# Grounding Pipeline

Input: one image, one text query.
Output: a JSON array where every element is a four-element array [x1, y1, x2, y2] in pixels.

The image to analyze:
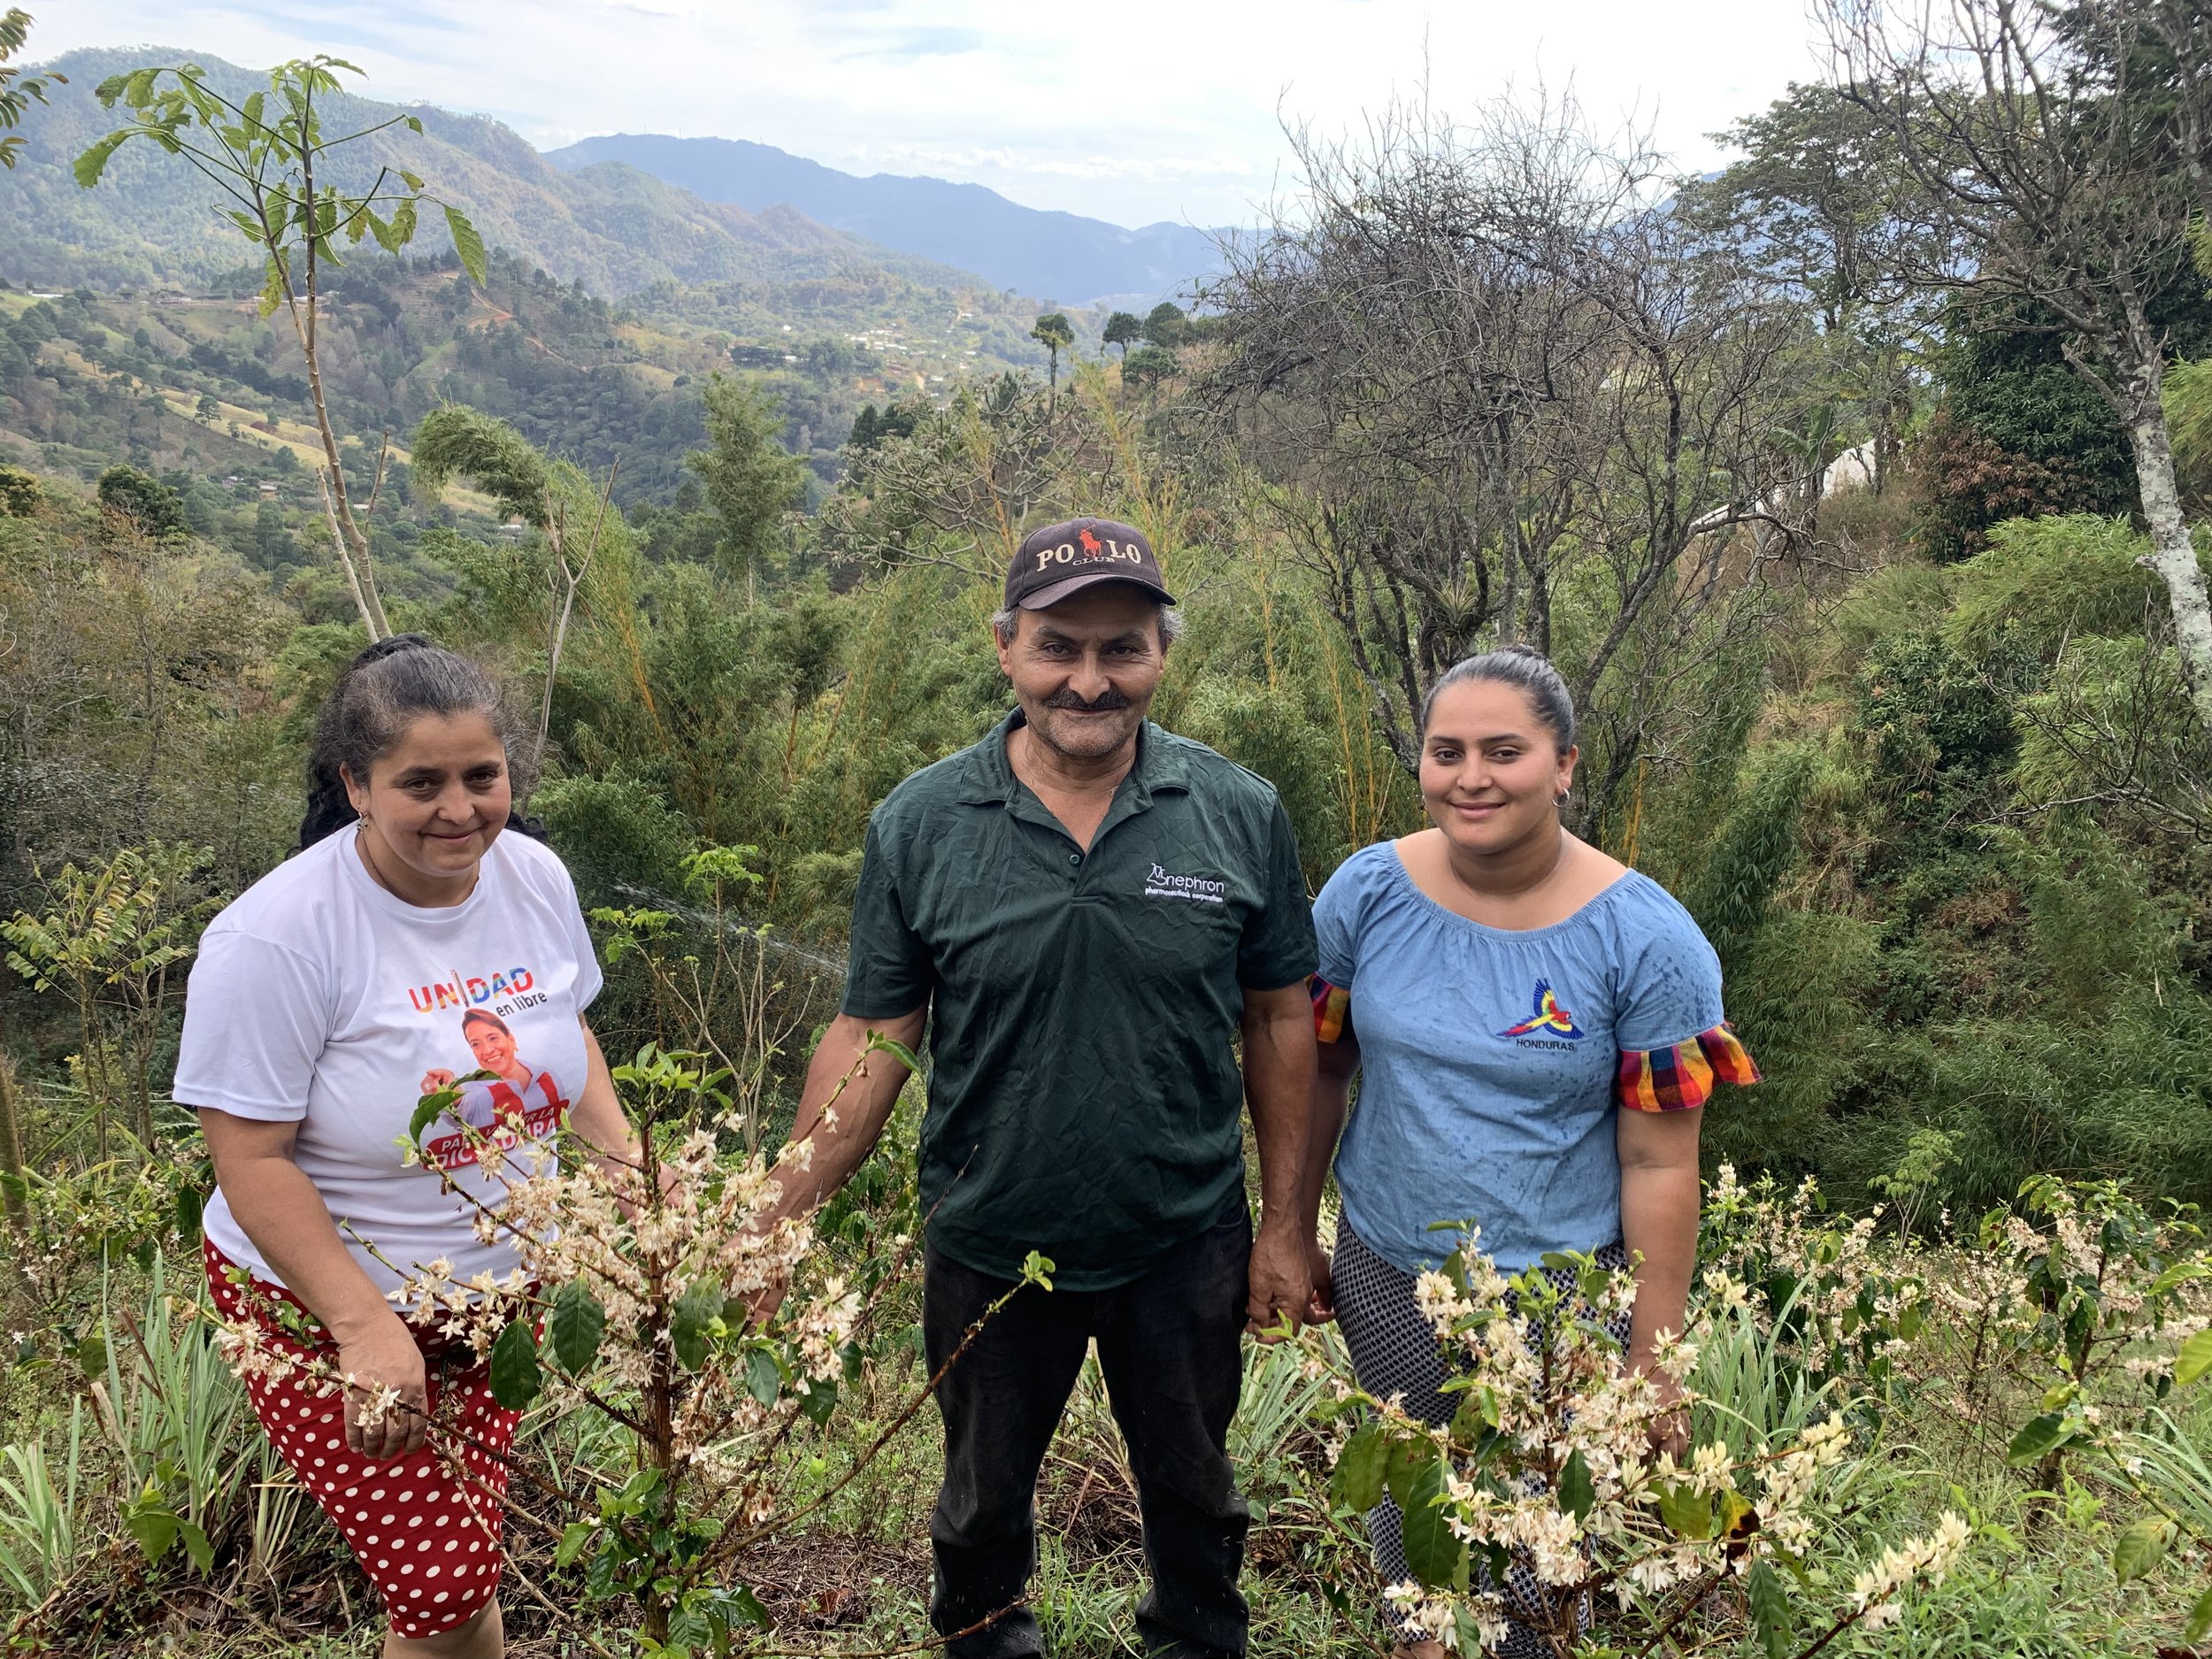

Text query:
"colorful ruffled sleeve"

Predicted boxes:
[[1311, 976, 1351, 1043], [1610, 881, 1759, 1111], [1616, 1023, 1760, 1112], [1309, 850, 1364, 1043]]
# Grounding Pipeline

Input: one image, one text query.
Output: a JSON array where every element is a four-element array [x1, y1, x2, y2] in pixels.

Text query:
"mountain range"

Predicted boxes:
[[0, 48, 996, 308], [541, 134, 1222, 309], [4, 48, 1219, 316]]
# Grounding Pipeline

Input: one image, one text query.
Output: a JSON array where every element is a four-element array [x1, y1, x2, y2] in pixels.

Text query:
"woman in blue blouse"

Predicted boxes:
[[1299, 646, 1756, 1659]]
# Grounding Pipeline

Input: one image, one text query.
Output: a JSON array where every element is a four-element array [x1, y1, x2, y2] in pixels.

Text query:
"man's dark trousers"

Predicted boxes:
[[925, 1205, 1254, 1659]]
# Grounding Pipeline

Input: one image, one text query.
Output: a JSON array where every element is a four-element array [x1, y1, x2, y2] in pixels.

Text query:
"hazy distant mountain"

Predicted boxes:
[[4, 49, 1004, 306], [543, 134, 1223, 308]]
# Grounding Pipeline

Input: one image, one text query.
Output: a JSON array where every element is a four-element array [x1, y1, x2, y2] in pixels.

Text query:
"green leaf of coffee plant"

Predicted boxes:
[[1747, 1559, 1792, 1659], [488, 1317, 542, 1409], [123, 1490, 178, 1563], [1384, 1434, 1438, 1509], [1331, 1421, 1389, 1513], [1447, 1390, 1488, 1446], [2111, 1516, 2175, 1586], [549, 1279, 606, 1374], [556, 1521, 595, 1569], [1400, 1457, 1465, 1590], [444, 204, 487, 284], [2185, 1581, 2212, 1644], [1717, 1487, 1759, 1543], [409, 1085, 461, 1149], [178, 1520, 214, 1574], [797, 1378, 839, 1425], [671, 1279, 723, 1371], [729, 1586, 770, 1629], [1657, 1482, 1714, 1540], [1559, 1450, 1595, 1521], [746, 1346, 781, 1406], [2007, 1412, 2072, 1467], [2150, 1261, 2212, 1298], [864, 1030, 921, 1071], [2177, 1327, 2212, 1386]]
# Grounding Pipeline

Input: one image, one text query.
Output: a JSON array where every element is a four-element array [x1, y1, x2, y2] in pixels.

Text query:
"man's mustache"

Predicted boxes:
[[1044, 688, 1133, 712]]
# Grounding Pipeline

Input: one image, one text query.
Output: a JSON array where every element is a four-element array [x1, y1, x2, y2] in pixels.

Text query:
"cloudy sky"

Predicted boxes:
[[37, 1, 1826, 229]]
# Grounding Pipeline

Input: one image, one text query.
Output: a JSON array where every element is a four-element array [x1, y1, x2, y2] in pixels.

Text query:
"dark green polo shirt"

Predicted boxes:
[[841, 711, 1317, 1290]]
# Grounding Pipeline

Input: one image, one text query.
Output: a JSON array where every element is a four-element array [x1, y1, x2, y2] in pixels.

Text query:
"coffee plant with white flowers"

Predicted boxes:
[[207, 1035, 938, 1657], [1695, 1164, 2212, 1647], [1311, 1228, 1970, 1656]]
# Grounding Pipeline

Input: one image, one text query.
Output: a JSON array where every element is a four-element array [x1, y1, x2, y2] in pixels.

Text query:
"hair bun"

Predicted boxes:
[[350, 632, 434, 669], [1420, 642, 1578, 751]]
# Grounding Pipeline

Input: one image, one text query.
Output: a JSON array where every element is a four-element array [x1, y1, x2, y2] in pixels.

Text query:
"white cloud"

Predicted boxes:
[[33, 0, 1823, 227]]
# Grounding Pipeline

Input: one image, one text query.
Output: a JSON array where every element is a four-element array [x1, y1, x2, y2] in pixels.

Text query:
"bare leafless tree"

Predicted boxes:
[[819, 373, 1101, 586], [1820, 0, 2212, 732], [1203, 89, 1805, 827]]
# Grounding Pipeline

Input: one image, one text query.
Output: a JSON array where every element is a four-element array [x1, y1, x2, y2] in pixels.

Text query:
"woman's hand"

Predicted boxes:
[[334, 1312, 430, 1460], [1305, 1236, 1336, 1325], [1640, 1363, 1689, 1460], [419, 1066, 456, 1094]]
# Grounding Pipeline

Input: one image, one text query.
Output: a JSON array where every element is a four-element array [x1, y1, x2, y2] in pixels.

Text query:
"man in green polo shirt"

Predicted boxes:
[[750, 517, 1317, 1659]]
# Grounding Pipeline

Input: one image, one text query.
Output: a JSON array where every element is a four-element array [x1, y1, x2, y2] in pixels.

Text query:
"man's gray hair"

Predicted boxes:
[[992, 601, 1183, 648]]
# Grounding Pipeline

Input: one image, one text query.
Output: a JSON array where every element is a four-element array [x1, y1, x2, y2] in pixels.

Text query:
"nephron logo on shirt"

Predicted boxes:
[[1498, 979, 1584, 1043], [1143, 863, 1227, 904]]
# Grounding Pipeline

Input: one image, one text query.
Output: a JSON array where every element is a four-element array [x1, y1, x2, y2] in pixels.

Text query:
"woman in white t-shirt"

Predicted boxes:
[[174, 635, 641, 1659]]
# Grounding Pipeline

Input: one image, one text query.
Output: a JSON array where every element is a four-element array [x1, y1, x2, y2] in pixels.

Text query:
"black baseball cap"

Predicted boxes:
[[1004, 517, 1178, 611]]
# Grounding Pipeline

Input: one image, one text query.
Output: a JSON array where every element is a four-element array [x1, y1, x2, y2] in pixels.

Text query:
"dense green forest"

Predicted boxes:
[[11, 8, 2212, 1657]]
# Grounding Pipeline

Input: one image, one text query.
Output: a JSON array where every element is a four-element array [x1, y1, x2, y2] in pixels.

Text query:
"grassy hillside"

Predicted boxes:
[[0, 244, 1051, 613]]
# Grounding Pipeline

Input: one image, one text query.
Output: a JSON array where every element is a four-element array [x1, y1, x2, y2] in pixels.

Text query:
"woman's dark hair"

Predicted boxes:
[[298, 634, 536, 849], [461, 1007, 512, 1038], [1420, 643, 1578, 753]]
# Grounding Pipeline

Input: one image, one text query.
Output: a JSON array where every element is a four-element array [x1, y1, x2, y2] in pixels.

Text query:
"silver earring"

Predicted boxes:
[[1555, 787, 1571, 807]]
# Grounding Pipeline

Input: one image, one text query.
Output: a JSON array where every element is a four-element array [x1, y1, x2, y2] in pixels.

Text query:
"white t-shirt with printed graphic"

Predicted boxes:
[[175, 826, 603, 1295]]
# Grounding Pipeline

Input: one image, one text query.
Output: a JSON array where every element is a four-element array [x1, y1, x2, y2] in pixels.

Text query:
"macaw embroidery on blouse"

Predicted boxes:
[[1497, 979, 1584, 1042]]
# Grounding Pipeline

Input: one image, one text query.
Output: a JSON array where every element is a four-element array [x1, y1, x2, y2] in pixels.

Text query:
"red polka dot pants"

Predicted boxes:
[[204, 1240, 519, 1640]]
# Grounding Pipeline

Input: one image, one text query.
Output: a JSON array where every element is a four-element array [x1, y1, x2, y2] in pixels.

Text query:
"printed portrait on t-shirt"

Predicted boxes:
[[419, 1005, 572, 1172]]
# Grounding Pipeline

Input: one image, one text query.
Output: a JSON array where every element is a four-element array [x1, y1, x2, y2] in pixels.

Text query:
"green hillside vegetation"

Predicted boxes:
[[0, 241, 1072, 603]]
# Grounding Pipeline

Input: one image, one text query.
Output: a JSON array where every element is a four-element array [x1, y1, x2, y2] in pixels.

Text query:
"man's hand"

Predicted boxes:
[[1303, 1235, 1335, 1325], [1245, 1221, 1310, 1341]]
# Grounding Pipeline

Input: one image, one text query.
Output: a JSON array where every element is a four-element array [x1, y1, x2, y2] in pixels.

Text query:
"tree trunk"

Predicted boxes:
[[2122, 365, 2212, 735], [0, 1054, 25, 1225]]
